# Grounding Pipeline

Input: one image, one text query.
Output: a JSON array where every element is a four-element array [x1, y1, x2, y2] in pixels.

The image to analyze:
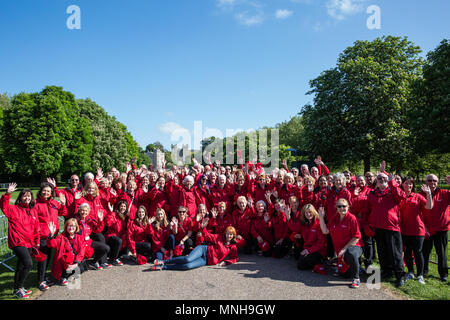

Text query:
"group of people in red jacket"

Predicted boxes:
[[2, 157, 449, 298]]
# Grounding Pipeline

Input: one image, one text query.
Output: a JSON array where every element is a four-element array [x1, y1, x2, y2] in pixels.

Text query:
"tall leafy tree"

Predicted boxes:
[[302, 36, 423, 173]]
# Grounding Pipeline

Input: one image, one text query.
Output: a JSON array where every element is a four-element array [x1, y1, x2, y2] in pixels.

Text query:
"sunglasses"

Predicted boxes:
[[336, 205, 348, 209], [178, 210, 186, 213]]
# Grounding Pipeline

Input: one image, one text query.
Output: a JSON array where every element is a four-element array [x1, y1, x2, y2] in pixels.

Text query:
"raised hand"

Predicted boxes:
[[58, 193, 66, 206], [48, 221, 57, 237], [421, 184, 431, 194], [354, 187, 361, 197], [263, 212, 270, 223], [7, 182, 17, 194], [46, 177, 57, 188], [201, 217, 210, 229], [149, 216, 156, 224], [109, 189, 117, 197], [284, 206, 291, 220], [318, 206, 325, 219], [74, 191, 82, 200], [172, 216, 178, 225], [98, 210, 104, 222], [210, 208, 218, 219]]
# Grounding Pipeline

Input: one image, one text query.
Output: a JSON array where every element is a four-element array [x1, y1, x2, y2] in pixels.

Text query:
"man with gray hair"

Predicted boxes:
[[421, 174, 450, 282]]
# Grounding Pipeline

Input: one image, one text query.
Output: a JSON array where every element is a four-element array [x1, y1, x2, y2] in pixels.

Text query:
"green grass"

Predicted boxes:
[[0, 257, 40, 300], [374, 250, 450, 300]]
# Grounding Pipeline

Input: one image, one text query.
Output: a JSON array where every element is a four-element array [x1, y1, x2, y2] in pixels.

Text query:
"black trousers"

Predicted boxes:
[[343, 246, 363, 279], [374, 228, 404, 280], [90, 233, 110, 264], [361, 229, 376, 268], [12, 246, 33, 290], [272, 238, 292, 258], [402, 235, 424, 277], [422, 231, 448, 278], [106, 236, 123, 260], [135, 242, 153, 259], [37, 238, 53, 284], [297, 251, 323, 270]]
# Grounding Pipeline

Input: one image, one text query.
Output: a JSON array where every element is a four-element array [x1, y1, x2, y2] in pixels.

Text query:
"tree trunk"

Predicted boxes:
[[363, 156, 371, 174]]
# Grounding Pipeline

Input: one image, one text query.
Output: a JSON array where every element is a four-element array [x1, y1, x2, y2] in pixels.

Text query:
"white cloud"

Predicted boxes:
[[158, 122, 186, 134], [275, 9, 293, 19], [326, 0, 367, 20], [217, 0, 236, 8], [235, 11, 264, 25]]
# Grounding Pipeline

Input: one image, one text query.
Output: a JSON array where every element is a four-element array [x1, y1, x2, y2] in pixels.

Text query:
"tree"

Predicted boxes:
[[78, 98, 130, 172], [301, 36, 423, 173], [2, 86, 92, 179], [410, 39, 450, 154]]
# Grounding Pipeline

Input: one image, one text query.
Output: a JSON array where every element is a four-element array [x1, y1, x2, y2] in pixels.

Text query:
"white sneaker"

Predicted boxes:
[[405, 272, 415, 280], [417, 275, 425, 285]]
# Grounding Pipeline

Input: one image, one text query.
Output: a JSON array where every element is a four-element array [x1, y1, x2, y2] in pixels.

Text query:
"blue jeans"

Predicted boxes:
[[163, 245, 208, 270], [155, 234, 176, 260]]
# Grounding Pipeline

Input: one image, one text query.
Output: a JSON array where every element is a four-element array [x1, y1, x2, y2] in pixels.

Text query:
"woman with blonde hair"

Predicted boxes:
[[318, 198, 363, 288], [152, 225, 239, 271], [149, 208, 173, 264], [287, 204, 327, 270]]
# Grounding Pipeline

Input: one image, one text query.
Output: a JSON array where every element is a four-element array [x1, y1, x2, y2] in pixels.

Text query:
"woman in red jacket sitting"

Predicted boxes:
[[152, 224, 238, 271], [127, 206, 153, 262], [318, 198, 363, 289], [47, 218, 87, 287], [287, 204, 327, 271], [1, 183, 40, 299]]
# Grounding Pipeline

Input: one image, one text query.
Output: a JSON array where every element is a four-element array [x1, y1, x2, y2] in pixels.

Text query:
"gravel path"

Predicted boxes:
[[36, 254, 400, 300]]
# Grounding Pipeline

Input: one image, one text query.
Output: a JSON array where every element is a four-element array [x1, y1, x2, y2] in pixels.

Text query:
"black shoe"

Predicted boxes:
[[395, 278, 405, 287]]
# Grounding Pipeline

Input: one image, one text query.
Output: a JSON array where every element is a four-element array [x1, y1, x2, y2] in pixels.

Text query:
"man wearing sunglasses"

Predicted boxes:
[[421, 174, 450, 282]]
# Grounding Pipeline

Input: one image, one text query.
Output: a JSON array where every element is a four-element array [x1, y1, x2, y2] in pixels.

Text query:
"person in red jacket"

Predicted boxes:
[[232, 196, 255, 254], [75, 203, 110, 270], [74, 181, 104, 222], [213, 202, 234, 236], [301, 175, 316, 206], [351, 175, 375, 270], [56, 175, 83, 220], [421, 174, 450, 282], [34, 181, 67, 291], [104, 200, 129, 266], [127, 206, 152, 262], [148, 208, 174, 263], [400, 177, 433, 284], [166, 174, 182, 218], [152, 225, 238, 271], [269, 198, 292, 259], [170, 206, 194, 256], [178, 175, 199, 219], [356, 172, 407, 287], [1, 183, 40, 299], [288, 204, 327, 271], [46, 218, 87, 286], [251, 200, 273, 257], [318, 199, 363, 289]]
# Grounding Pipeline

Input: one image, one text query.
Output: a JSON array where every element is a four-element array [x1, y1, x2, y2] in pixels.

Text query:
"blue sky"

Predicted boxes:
[[0, 0, 449, 150]]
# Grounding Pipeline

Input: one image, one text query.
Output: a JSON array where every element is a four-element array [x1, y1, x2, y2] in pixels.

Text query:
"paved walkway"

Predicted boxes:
[[37, 255, 401, 300]]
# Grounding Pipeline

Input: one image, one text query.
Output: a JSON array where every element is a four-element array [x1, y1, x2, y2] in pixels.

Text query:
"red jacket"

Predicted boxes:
[[203, 229, 239, 265], [165, 180, 182, 217], [290, 219, 327, 257], [172, 217, 194, 242], [34, 197, 67, 239], [251, 214, 274, 244], [104, 212, 129, 248], [127, 220, 150, 254], [115, 191, 141, 221], [400, 193, 427, 236], [194, 184, 212, 211], [325, 187, 353, 223], [47, 232, 86, 280], [76, 215, 104, 247], [420, 188, 450, 235], [178, 186, 198, 218], [271, 210, 289, 242], [327, 212, 363, 254], [209, 185, 233, 210], [359, 180, 406, 232], [1, 193, 40, 249], [231, 207, 255, 239], [56, 186, 83, 219], [214, 214, 234, 236], [147, 223, 170, 253], [75, 194, 104, 222], [146, 186, 170, 217]]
